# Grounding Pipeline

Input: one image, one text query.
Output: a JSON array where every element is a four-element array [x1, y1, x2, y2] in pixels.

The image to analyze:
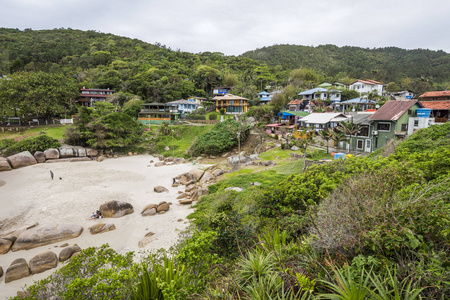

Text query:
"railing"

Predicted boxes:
[[434, 117, 448, 123]]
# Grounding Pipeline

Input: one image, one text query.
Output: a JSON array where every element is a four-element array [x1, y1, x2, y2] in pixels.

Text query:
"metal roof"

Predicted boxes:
[[298, 88, 328, 95], [369, 100, 422, 121], [340, 97, 378, 104], [300, 113, 348, 124]]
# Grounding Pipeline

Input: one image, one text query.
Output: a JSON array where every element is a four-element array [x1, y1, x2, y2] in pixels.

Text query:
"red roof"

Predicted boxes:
[[288, 100, 303, 105], [419, 91, 450, 98], [351, 79, 383, 85], [265, 124, 281, 127], [420, 101, 450, 110], [369, 100, 421, 121]]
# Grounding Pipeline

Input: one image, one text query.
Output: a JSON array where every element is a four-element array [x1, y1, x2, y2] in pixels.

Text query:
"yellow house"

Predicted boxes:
[[213, 94, 249, 114]]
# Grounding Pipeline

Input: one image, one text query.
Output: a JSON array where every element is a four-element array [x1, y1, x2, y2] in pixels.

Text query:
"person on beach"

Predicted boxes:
[[173, 178, 176, 184], [50, 170, 54, 180]]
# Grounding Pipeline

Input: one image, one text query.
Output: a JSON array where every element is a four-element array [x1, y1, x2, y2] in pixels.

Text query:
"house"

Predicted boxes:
[[317, 82, 348, 89], [213, 94, 249, 114], [138, 103, 180, 125], [419, 90, 450, 101], [298, 88, 329, 101], [76, 87, 115, 107], [213, 86, 233, 96], [288, 99, 304, 111], [368, 100, 423, 151], [280, 110, 310, 125], [390, 90, 415, 100], [349, 79, 384, 96], [418, 101, 450, 123], [166, 99, 200, 114], [258, 91, 272, 105], [347, 113, 375, 153], [340, 98, 378, 113], [407, 108, 437, 135], [298, 113, 348, 130], [186, 96, 207, 106]]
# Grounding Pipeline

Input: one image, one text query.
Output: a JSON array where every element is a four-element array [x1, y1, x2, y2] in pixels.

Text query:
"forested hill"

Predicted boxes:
[[241, 44, 450, 84]]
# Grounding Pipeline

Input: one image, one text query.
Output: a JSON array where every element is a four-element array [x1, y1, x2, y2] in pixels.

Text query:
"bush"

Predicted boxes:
[[208, 113, 218, 120], [188, 115, 206, 120], [4, 134, 60, 155]]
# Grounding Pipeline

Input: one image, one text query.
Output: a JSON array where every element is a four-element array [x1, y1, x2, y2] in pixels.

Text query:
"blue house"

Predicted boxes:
[[258, 91, 272, 105], [166, 99, 200, 114]]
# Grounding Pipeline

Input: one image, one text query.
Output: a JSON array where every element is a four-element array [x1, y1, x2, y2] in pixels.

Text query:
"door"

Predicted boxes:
[[365, 139, 371, 152]]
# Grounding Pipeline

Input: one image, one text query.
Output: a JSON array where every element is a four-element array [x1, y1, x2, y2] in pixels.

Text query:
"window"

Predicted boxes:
[[229, 100, 234, 105], [377, 123, 391, 131], [357, 126, 369, 137], [401, 124, 408, 131], [414, 119, 419, 127], [408, 109, 412, 115], [357, 140, 364, 150]]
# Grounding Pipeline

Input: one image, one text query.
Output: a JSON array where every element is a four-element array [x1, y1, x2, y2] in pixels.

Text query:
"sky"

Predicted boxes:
[[2, 0, 450, 55]]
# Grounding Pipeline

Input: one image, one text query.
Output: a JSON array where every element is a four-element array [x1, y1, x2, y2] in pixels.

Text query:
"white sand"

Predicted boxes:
[[0, 155, 200, 299]]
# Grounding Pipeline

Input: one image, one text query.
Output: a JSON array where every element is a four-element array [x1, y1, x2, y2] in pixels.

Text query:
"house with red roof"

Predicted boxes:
[[419, 91, 450, 123], [419, 90, 450, 101], [76, 87, 115, 107], [349, 79, 384, 96]]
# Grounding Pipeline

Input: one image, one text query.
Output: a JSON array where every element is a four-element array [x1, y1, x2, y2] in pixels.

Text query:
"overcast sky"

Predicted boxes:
[[2, 0, 449, 55]]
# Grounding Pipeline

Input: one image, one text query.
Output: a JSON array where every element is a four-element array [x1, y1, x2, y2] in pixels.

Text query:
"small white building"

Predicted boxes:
[[298, 113, 348, 130], [391, 90, 415, 101], [349, 79, 384, 96]]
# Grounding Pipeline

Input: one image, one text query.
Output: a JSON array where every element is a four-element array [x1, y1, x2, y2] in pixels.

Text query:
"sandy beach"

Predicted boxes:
[[0, 155, 199, 299]]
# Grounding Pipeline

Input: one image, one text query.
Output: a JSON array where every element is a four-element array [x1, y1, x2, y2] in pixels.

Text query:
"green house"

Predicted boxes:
[[138, 103, 180, 125]]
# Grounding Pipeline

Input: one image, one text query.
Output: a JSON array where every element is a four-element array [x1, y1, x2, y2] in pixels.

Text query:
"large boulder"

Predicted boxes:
[[154, 161, 166, 167], [189, 169, 204, 181], [29, 251, 58, 274], [154, 186, 168, 193], [0, 238, 13, 254], [138, 232, 155, 248], [141, 204, 157, 216], [44, 148, 59, 160], [0, 266, 3, 279], [179, 199, 193, 205], [33, 151, 46, 163], [185, 184, 196, 193], [0, 157, 12, 171], [86, 148, 98, 157], [59, 145, 86, 158], [99, 201, 134, 218], [59, 245, 81, 262], [199, 171, 214, 185], [5, 258, 30, 283], [12, 223, 83, 251], [156, 203, 170, 213], [88, 223, 116, 235], [6, 151, 37, 169]]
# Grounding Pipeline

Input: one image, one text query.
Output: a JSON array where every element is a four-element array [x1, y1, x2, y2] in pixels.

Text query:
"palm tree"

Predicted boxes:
[[331, 130, 348, 151], [318, 129, 332, 153], [337, 119, 362, 153]]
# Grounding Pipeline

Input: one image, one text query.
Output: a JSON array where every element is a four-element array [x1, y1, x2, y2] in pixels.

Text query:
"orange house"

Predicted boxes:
[[213, 94, 249, 114]]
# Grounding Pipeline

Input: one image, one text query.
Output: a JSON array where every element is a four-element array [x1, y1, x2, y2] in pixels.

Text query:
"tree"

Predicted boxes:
[[336, 119, 361, 153], [331, 130, 348, 150], [318, 129, 332, 153]]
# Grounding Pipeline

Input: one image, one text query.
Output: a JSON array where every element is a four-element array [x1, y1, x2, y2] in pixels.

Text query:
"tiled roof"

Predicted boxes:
[[288, 100, 303, 105], [369, 100, 421, 121], [419, 91, 450, 98], [420, 101, 450, 110], [212, 94, 248, 101]]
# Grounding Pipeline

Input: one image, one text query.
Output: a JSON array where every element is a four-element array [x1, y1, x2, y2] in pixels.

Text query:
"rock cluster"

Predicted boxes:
[[141, 201, 171, 216], [0, 145, 99, 172]]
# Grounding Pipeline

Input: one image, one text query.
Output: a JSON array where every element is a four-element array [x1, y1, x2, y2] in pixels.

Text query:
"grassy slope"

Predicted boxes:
[[0, 125, 69, 141]]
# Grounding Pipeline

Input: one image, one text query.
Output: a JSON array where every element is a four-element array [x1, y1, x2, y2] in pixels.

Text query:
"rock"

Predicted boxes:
[[154, 161, 166, 167], [190, 189, 199, 202], [225, 187, 244, 192], [150, 160, 154, 163], [185, 184, 196, 192], [0, 157, 12, 171], [128, 152, 133, 156], [97, 155, 105, 162], [177, 192, 188, 199], [197, 187, 209, 196], [264, 160, 274, 166], [88, 223, 116, 235], [178, 191, 183, 194], [173, 157, 185, 164], [59, 145, 79, 158], [0, 266, 3, 278], [0, 238, 13, 254], [200, 171, 214, 185], [189, 169, 204, 181], [246, 117, 256, 123], [164, 146, 170, 151], [221, 152, 229, 158], [12, 223, 83, 251], [179, 199, 193, 205], [156, 203, 170, 213], [158, 211, 166, 214], [158, 154, 164, 161], [34, 151, 46, 163], [177, 219, 183, 222], [154, 186, 168, 193], [141, 204, 157, 216], [60, 243, 69, 247], [5, 258, 30, 283], [86, 148, 98, 157], [68, 157, 91, 162], [212, 169, 225, 177], [59, 245, 81, 262], [138, 233, 156, 248], [291, 146, 300, 151], [164, 156, 174, 162], [99, 201, 134, 218], [44, 148, 59, 160], [29, 251, 58, 274], [250, 154, 259, 161], [7, 151, 37, 169], [158, 201, 167, 205], [172, 182, 179, 187]]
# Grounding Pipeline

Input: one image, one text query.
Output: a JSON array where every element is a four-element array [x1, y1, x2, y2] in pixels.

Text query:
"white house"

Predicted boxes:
[[298, 113, 348, 130], [298, 88, 329, 101], [166, 99, 200, 114], [349, 79, 384, 96], [391, 90, 415, 101]]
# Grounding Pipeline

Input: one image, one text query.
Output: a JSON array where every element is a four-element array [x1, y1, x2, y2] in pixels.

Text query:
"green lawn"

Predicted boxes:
[[0, 125, 70, 141]]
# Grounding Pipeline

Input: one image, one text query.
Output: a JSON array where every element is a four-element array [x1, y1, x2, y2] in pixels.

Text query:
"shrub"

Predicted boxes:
[[208, 113, 218, 120], [5, 134, 60, 155]]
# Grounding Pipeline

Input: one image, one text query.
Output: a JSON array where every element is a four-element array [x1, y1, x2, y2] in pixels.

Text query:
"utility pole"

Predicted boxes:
[[237, 131, 241, 173]]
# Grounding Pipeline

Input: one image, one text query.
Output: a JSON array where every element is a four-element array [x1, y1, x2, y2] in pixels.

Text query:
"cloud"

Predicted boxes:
[[1, 0, 449, 55]]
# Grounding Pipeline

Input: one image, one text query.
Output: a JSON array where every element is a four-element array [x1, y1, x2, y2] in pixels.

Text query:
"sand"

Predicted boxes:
[[0, 155, 200, 299]]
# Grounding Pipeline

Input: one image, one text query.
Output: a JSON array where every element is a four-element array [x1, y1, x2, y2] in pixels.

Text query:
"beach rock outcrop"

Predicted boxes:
[[212, 169, 225, 177], [141, 204, 157, 216], [154, 161, 166, 167], [88, 223, 116, 235], [0, 157, 12, 171], [6, 151, 37, 169], [34, 151, 46, 163], [138, 232, 155, 248], [44, 148, 59, 160], [154, 186, 169, 193], [189, 169, 204, 181], [86, 148, 98, 157], [176, 192, 188, 199], [179, 199, 193, 205], [99, 201, 134, 218], [11, 223, 83, 251], [157, 203, 170, 213], [5, 258, 30, 283], [29, 251, 58, 274], [59, 245, 81, 262], [185, 184, 196, 192], [200, 171, 214, 185], [0, 238, 13, 254], [0, 266, 3, 279], [97, 155, 105, 162]]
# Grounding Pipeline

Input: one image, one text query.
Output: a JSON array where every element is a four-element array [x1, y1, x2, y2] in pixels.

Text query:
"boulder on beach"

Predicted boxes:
[[88, 223, 116, 235], [44, 148, 59, 160], [200, 171, 214, 185], [157, 203, 170, 213], [0, 157, 12, 171], [0, 238, 13, 254], [59, 245, 81, 262], [154, 161, 166, 167], [154, 186, 169, 193], [7, 151, 37, 169], [176, 192, 188, 199], [138, 232, 155, 248], [0, 266, 3, 279], [141, 204, 157, 216], [179, 199, 193, 205], [99, 200, 134, 218], [189, 169, 204, 181], [34, 151, 46, 163], [29, 251, 58, 274], [59, 145, 77, 158], [86, 148, 98, 157], [5, 258, 30, 283], [212, 169, 225, 177], [11, 223, 83, 251], [185, 184, 196, 192], [97, 155, 105, 162]]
